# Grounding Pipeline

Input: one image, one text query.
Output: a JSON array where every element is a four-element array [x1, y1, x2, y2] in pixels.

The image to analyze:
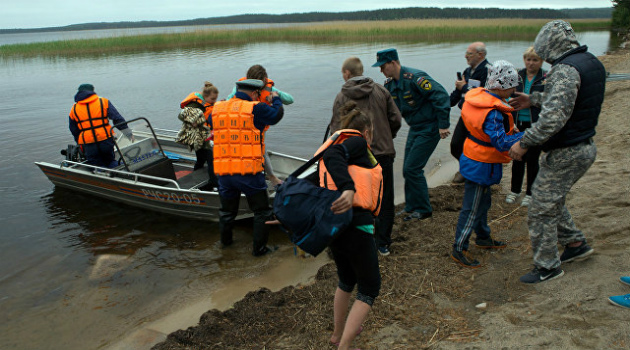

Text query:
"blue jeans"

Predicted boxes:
[[453, 180, 492, 252]]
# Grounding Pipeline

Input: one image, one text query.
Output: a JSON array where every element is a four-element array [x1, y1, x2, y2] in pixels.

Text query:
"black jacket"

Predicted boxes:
[[450, 59, 490, 108]]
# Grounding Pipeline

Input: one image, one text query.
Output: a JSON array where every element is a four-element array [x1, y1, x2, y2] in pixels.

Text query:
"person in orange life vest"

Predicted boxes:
[[315, 101, 383, 350], [68, 83, 132, 168], [176, 81, 219, 188], [450, 60, 524, 268], [212, 79, 284, 257], [227, 65, 294, 187]]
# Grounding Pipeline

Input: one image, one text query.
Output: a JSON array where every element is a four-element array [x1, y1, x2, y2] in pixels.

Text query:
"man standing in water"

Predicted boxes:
[[373, 48, 451, 222], [212, 79, 284, 256], [330, 56, 402, 256], [508, 20, 605, 283], [449, 42, 491, 183]]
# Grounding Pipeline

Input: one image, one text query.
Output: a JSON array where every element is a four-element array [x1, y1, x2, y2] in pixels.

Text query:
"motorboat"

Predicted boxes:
[[35, 118, 307, 221]]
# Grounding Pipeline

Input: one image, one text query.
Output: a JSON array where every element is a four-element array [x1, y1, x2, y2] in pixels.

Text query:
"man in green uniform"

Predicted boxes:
[[373, 48, 451, 221]]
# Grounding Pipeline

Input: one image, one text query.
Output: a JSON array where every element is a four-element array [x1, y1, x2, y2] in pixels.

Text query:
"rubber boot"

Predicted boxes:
[[246, 190, 273, 256], [219, 195, 240, 247]]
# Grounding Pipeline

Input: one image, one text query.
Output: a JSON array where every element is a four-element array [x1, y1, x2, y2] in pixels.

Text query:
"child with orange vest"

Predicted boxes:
[[451, 61, 524, 268]]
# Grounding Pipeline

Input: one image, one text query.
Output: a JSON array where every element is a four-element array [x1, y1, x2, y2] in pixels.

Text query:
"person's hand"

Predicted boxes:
[[508, 92, 531, 111], [455, 78, 466, 91], [509, 141, 528, 161], [265, 219, 281, 225], [439, 128, 450, 139], [331, 190, 354, 214]]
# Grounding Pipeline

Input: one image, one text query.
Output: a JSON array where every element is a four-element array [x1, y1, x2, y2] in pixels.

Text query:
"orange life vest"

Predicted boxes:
[[238, 76, 275, 106], [180, 92, 213, 119], [212, 97, 264, 175], [315, 129, 383, 216], [69, 94, 113, 145], [461, 88, 515, 164]]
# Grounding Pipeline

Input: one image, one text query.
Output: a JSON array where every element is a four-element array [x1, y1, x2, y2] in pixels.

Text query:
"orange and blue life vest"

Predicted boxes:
[[315, 129, 383, 216], [212, 97, 264, 175], [461, 88, 515, 164], [69, 94, 113, 145]]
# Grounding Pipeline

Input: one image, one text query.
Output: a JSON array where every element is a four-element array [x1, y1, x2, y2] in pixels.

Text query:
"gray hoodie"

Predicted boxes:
[[330, 76, 402, 157]]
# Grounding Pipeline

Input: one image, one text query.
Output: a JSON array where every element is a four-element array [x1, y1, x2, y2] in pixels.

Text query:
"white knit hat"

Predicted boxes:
[[485, 60, 520, 90]]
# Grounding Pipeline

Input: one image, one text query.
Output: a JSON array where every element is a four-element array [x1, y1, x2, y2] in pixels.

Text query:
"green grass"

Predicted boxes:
[[0, 19, 611, 57]]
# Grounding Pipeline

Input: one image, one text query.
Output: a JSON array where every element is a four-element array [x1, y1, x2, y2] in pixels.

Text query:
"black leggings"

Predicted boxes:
[[329, 225, 381, 306]]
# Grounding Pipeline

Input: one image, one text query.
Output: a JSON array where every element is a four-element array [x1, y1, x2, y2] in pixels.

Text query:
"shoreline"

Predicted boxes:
[[0, 19, 609, 57], [149, 47, 630, 350]]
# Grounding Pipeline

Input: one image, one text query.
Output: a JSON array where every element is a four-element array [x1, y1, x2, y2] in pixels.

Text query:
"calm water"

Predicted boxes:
[[0, 29, 611, 350]]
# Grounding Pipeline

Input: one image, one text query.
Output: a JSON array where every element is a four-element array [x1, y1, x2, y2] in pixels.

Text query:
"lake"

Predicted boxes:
[[0, 28, 612, 350]]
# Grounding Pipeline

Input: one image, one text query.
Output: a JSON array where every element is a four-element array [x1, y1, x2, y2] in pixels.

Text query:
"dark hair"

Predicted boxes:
[[339, 101, 371, 131], [246, 65, 268, 81], [202, 81, 218, 99]]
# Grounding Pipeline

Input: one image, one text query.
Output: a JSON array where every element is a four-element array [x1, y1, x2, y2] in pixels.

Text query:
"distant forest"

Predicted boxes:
[[1, 7, 612, 34]]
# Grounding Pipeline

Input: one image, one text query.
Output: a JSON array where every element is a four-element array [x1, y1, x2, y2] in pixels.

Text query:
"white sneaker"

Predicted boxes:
[[521, 195, 532, 207], [506, 192, 519, 204]]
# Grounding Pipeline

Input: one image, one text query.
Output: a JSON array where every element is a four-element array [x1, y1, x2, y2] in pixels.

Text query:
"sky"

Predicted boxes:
[[0, 0, 614, 29]]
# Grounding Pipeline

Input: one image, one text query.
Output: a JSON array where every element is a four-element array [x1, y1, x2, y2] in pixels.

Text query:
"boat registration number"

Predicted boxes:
[[141, 189, 202, 204]]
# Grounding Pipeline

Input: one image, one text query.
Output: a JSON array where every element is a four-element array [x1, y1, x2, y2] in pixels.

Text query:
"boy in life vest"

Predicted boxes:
[[450, 60, 524, 268], [68, 84, 133, 168], [227, 65, 294, 187]]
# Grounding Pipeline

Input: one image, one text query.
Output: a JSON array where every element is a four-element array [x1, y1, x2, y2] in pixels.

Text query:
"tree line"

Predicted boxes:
[[1, 7, 613, 34]]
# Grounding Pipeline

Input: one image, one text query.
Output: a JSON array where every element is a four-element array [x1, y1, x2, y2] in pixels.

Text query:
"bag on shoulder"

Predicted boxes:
[[273, 175, 352, 256], [272, 140, 353, 256]]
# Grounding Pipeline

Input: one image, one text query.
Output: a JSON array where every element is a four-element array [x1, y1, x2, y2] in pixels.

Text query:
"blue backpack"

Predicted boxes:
[[273, 147, 352, 256]]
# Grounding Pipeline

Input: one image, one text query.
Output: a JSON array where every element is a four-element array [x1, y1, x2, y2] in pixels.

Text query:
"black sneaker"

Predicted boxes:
[[519, 266, 564, 284], [475, 237, 507, 249], [560, 241, 594, 263], [403, 211, 432, 221], [451, 249, 480, 268]]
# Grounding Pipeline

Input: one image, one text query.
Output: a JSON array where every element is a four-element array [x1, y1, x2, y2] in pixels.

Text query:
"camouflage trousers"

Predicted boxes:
[[528, 140, 597, 269]]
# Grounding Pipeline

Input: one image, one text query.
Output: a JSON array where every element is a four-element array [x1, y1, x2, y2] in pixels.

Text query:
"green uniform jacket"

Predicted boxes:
[[385, 66, 451, 130]]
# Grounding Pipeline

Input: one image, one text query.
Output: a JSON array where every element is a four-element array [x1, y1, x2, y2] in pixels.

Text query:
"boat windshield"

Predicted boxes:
[[113, 118, 167, 172]]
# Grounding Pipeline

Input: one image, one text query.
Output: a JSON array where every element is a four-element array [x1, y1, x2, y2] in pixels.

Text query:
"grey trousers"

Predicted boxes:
[[528, 140, 597, 269]]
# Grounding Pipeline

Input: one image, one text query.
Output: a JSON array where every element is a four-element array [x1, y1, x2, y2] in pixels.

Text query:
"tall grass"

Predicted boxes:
[[0, 19, 610, 57]]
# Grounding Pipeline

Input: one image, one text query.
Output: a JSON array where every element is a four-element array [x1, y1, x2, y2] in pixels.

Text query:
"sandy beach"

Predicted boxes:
[[150, 46, 630, 350]]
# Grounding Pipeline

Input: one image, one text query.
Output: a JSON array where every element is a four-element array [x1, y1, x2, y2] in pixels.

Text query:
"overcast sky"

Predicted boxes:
[[0, 0, 613, 29]]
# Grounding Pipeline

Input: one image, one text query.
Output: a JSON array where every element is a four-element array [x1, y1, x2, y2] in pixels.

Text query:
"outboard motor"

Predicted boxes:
[[60, 144, 85, 162]]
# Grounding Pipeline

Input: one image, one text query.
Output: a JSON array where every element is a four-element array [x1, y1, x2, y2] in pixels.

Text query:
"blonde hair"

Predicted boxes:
[[342, 57, 364, 78], [523, 46, 542, 60], [339, 101, 371, 131], [202, 81, 218, 99]]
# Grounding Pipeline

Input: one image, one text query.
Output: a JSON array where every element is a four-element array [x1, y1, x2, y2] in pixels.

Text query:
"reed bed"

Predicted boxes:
[[1, 18, 610, 57]]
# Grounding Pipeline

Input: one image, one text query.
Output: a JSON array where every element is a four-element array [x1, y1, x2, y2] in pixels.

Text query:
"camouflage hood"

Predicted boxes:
[[534, 20, 580, 64]]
